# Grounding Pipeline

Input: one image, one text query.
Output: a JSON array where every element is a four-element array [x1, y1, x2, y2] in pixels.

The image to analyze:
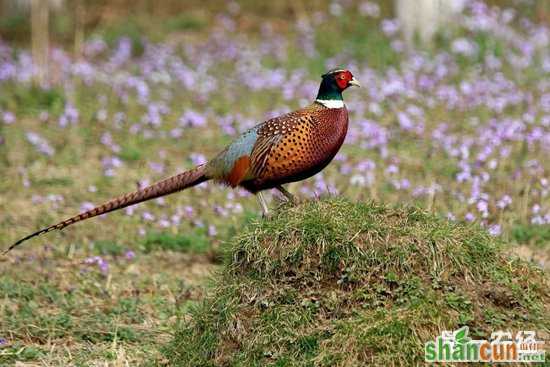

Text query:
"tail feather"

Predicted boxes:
[[4, 164, 208, 254]]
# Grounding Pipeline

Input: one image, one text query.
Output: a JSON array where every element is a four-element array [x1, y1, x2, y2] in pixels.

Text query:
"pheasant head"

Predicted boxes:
[[315, 69, 360, 108]]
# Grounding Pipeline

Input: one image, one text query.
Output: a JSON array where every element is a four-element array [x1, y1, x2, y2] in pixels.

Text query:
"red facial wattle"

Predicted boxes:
[[335, 71, 353, 90]]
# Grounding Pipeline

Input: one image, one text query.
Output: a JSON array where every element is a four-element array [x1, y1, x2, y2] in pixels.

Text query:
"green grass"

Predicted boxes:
[[1, 1, 549, 365], [0, 85, 65, 116], [165, 198, 550, 366], [143, 230, 211, 253], [0, 251, 215, 365], [512, 224, 550, 247], [164, 13, 208, 32]]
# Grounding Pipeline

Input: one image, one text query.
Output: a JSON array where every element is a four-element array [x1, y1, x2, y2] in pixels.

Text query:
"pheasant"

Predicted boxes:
[[5, 69, 359, 252]]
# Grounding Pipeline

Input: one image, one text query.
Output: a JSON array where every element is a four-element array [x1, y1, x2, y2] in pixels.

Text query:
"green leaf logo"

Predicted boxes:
[[455, 326, 470, 344]]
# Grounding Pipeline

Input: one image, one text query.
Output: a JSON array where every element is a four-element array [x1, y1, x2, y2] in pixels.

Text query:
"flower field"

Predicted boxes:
[[0, 1, 548, 364]]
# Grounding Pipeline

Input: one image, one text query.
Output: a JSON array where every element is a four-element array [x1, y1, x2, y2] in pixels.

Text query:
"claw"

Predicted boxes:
[[276, 185, 297, 204]]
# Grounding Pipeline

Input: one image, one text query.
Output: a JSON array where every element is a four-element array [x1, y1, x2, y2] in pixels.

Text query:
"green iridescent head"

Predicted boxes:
[[316, 69, 360, 101]]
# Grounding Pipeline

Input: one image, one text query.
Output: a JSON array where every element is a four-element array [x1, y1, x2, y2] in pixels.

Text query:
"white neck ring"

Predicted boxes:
[[316, 99, 345, 108]]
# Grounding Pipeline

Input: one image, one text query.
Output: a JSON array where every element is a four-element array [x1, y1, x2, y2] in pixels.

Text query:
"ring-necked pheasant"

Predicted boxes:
[[5, 69, 359, 252]]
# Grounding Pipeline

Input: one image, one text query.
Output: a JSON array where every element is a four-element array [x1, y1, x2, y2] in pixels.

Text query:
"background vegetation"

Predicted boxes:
[[0, 0, 549, 365]]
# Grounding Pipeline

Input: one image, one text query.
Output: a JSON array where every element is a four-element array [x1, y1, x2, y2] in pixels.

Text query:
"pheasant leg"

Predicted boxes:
[[257, 191, 270, 218], [276, 185, 296, 204]]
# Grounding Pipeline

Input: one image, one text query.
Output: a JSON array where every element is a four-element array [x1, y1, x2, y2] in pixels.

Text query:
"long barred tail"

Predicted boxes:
[[4, 164, 208, 254]]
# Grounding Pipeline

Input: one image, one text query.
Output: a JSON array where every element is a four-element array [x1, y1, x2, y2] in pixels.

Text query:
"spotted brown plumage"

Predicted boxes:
[[5, 69, 359, 252], [241, 104, 348, 192]]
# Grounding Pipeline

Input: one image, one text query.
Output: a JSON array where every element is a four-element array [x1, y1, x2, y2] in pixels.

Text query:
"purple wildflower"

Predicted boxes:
[[84, 256, 109, 274], [381, 19, 400, 36], [180, 110, 207, 127], [25, 132, 55, 156], [488, 224, 501, 236], [451, 38, 478, 57], [190, 153, 207, 165], [80, 202, 95, 212], [125, 250, 136, 260], [208, 224, 217, 237], [359, 1, 380, 17], [2, 111, 15, 124], [142, 212, 155, 221]]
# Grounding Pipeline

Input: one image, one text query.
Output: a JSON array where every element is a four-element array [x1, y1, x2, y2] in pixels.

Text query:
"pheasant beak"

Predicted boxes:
[[348, 77, 361, 88]]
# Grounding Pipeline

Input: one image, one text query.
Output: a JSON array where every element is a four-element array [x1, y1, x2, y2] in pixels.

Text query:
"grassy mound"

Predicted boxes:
[[164, 198, 549, 366]]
